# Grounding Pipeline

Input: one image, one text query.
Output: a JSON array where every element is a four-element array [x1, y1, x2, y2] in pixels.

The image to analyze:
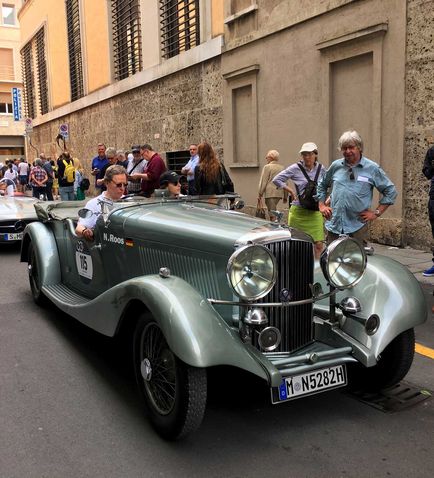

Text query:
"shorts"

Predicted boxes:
[[19, 175, 28, 185]]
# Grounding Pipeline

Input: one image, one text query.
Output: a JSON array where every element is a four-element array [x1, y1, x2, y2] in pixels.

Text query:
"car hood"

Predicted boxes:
[[0, 196, 39, 221], [111, 201, 310, 255]]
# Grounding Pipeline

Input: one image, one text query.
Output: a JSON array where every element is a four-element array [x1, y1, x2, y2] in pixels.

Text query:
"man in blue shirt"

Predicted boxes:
[[91, 143, 108, 193], [317, 130, 397, 245], [181, 144, 199, 195]]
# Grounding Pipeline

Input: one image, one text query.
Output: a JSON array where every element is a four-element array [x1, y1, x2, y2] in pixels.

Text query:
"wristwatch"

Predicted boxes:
[[374, 209, 381, 217]]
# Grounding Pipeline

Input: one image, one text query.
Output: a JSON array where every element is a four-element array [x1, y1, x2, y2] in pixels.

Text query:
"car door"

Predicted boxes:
[[62, 217, 109, 298]]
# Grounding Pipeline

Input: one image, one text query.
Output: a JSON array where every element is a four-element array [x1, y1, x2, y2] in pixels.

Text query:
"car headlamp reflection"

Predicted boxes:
[[226, 244, 277, 301], [320, 237, 367, 289]]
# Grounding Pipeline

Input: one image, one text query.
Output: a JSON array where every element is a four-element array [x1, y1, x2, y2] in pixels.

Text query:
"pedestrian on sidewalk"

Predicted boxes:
[[317, 130, 397, 246], [29, 159, 48, 199], [274, 142, 325, 257], [258, 149, 287, 222], [40, 153, 54, 200], [422, 140, 434, 276]]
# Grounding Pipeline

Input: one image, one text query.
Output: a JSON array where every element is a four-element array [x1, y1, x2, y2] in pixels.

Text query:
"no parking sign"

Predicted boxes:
[[59, 123, 69, 140]]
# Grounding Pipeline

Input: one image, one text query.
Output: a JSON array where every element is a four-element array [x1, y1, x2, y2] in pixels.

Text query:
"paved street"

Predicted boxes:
[[0, 242, 433, 478]]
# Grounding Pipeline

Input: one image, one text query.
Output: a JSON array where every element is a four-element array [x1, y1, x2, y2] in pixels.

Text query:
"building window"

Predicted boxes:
[[20, 26, 49, 119], [160, 0, 200, 59], [1, 4, 15, 26], [0, 102, 13, 114], [111, 0, 142, 81], [66, 0, 84, 101], [35, 27, 49, 115], [21, 42, 35, 119], [0, 48, 14, 80], [166, 150, 190, 173]]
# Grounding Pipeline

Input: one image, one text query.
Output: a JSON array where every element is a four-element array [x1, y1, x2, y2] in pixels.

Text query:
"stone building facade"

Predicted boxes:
[[403, 0, 434, 249], [18, 0, 434, 250], [27, 58, 224, 180]]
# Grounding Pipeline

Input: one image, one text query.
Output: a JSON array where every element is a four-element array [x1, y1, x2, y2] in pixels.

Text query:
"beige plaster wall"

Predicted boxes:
[[19, 0, 70, 109], [81, 0, 111, 93], [222, 0, 407, 245], [212, 0, 224, 36], [19, 0, 111, 109], [403, 0, 434, 250]]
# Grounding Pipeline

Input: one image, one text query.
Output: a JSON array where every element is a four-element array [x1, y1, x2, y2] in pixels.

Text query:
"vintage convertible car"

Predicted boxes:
[[21, 196, 427, 440], [0, 194, 38, 243]]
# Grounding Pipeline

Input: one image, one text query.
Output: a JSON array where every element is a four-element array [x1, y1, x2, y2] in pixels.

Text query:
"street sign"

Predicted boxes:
[[59, 123, 69, 140], [12, 87, 22, 121], [25, 117, 33, 133]]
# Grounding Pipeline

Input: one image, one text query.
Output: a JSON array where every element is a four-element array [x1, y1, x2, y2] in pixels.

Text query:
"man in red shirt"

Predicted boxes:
[[132, 144, 167, 197]]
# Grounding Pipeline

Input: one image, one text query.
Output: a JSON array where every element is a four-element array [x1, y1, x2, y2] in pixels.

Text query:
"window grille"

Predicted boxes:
[[20, 26, 49, 118], [166, 150, 190, 173], [20, 42, 35, 119], [35, 27, 49, 115], [160, 0, 200, 59], [111, 0, 142, 81], [66, 0, 84, 101]]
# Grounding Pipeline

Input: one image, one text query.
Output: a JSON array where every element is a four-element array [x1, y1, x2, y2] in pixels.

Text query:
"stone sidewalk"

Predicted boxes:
[[372, 243, 434, 286]]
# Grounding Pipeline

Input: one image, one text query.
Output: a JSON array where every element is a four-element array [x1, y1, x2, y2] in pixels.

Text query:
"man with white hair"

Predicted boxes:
[[317, 130, 397, 245]]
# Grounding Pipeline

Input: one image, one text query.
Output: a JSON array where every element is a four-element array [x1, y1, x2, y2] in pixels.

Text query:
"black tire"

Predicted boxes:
[[349, 328, 415, 391], [133, 314, 207, 440], [28, 241, 49, 307]]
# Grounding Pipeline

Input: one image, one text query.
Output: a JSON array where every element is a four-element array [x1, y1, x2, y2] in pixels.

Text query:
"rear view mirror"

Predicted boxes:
[[78, 208, 93, 219]]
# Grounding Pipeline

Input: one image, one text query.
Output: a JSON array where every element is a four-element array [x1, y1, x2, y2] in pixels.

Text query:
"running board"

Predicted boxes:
[[43, 283, 91, 306], [41, 283, 118, 337]]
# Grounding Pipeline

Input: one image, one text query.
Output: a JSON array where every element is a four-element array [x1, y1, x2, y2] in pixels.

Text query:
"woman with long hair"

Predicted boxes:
[[194, 141, 234, 195]]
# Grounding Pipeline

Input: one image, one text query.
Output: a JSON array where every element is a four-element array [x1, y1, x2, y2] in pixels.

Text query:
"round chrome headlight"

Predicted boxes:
[[320, 237, 367, 289], [227, 244, 277, 300]]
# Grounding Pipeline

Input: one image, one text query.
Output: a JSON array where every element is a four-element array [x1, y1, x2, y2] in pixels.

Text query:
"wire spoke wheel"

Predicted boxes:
[[133, 314, 207, 440], [141, 323, 177, 415]]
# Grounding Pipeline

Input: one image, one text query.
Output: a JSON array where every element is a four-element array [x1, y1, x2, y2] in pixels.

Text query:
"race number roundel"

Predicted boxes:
[[75, 241, 93, 280]]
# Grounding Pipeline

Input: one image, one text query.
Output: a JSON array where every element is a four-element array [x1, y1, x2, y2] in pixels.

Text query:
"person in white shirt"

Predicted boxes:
[[75, 164, 127, 241], [17, 159, 30, 193], [181, 144, 199, 195]]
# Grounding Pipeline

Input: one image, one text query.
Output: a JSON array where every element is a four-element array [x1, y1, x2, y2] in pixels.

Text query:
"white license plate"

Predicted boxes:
[[274, 365, 347, 403], [4, 233, 23, 241]]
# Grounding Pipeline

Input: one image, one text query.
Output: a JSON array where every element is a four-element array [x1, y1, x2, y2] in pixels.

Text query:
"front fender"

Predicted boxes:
[[42, 275, 270, 383], [20, 222, 61, 285], [314, 254, 427, 363]]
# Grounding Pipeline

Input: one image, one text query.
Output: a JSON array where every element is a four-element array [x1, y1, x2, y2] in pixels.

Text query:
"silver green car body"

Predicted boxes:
[[21, 198, 426, 391]]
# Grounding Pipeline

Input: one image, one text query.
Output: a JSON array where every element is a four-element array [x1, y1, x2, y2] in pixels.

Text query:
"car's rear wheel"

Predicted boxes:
[[349, 328, 415, 391], [28, 241, 49, 306], [133, 314, 207, 440]]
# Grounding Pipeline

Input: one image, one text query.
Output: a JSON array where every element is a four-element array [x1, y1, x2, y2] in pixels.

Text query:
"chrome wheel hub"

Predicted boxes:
[[140, 358, 152, 381]]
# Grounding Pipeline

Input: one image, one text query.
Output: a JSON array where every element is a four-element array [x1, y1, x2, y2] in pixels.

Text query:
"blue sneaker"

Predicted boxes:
[[423, 265, 434, 277]]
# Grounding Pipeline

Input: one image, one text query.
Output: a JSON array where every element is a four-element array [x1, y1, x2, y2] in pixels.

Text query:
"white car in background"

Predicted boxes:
[[0, 194, 38, 243]]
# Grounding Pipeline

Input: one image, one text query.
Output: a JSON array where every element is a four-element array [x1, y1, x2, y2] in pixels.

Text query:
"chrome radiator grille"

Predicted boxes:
[[254, 239, 314, 353]]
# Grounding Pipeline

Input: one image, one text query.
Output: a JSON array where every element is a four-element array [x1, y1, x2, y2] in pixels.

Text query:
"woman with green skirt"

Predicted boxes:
[[273, 142, 325, 257]]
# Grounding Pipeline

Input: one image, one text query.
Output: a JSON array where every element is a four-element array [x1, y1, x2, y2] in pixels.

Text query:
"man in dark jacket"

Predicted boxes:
[[422, 141, 434, 276]]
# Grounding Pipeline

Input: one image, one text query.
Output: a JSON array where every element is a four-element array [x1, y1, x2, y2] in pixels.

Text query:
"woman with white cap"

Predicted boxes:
[[273, 142, 326, 257]]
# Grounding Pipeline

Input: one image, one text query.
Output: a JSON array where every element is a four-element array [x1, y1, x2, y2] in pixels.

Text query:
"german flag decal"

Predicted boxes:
[[125, 238, 134, 247]]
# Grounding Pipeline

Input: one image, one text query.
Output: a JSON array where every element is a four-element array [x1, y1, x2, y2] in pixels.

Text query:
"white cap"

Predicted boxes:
[[299, 142, 318, 153]]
